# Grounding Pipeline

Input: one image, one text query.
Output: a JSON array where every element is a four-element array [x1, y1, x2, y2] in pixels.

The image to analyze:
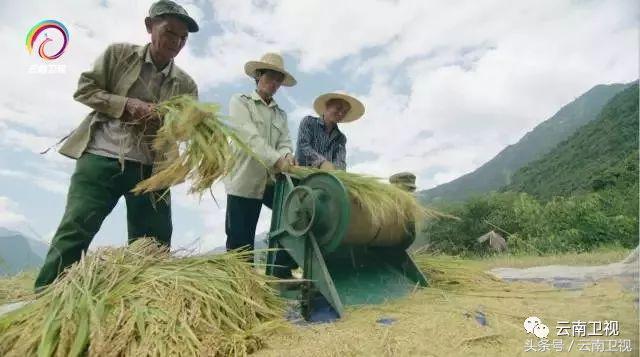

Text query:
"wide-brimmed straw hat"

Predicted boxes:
[[313, 91, 365, 123], [244, 52, 297, 87]]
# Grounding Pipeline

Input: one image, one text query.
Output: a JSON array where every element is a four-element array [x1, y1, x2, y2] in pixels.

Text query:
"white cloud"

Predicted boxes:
[[0, 0, 637, 249], [209, 0, 413, 71], [157, 0, 636, 191], [170, 182, 229, 252], [0, 196, 28, 229], [5, 0, 635, 182], [0, 166, 69, 195], [339, 0, 637, 188], [174, 181, 272, 253]]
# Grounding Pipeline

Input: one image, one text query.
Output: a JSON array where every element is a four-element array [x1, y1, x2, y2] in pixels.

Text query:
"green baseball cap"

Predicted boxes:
[[149, 0, 199, 33], [389, 172, 417, 191]]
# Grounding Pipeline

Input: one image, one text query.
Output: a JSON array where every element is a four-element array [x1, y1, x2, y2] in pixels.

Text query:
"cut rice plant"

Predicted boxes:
[[132, 95, 256, 195], [0, 239, 284, 357], [290, 167, 451, 228]]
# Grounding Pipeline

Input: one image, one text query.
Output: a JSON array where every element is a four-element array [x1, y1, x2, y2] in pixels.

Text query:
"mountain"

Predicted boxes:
[[419, 83, 639, 254], [0, 228, 49, 276], [504, 83, 639, 199], [419, 82, 632, 203]]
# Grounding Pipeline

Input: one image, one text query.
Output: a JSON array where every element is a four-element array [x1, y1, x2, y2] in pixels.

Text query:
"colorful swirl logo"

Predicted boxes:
[[25, 20, 70, 60]]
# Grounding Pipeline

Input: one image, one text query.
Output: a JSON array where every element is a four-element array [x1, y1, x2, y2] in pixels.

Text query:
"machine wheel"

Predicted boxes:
[[283, 186, 316, 236]]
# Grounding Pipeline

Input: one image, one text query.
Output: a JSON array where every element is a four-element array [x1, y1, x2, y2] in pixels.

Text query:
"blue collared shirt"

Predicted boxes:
[[295, 115, 347, 170]]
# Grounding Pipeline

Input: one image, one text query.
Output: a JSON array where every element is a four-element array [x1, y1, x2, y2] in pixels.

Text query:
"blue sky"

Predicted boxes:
[[0, 0, 637, 252]]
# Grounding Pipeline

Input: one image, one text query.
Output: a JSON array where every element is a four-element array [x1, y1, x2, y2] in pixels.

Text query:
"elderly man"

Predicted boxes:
[[223, 52, 297, 260], [34, 0, 199, 290], [296, 91, 364, 170]]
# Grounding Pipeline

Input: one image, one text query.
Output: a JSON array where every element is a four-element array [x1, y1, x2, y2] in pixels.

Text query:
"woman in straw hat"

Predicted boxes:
[[223, 52, 297, 260], [296, 91, 365, 170]]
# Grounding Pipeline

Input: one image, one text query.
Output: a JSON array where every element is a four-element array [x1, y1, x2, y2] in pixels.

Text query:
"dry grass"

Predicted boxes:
[[0, 270, 37, 305], [290, 167, 452, 228], [256, 252, 638, 357], [477, 246, 632, 269], [132, 95, 255, 195], [2, 249, 636, 357], [0, 239, 284, 357]]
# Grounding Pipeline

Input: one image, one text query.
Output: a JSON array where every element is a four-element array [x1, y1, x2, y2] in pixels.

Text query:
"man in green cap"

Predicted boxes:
[[34, 0, 199, 290]]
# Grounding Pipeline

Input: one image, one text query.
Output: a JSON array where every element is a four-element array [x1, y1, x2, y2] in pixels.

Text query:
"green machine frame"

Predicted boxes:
[[266, 173, 427, 320]]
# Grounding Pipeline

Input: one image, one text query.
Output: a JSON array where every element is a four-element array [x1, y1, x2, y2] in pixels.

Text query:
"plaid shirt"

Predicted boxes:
[[295, 115, 346, 170]]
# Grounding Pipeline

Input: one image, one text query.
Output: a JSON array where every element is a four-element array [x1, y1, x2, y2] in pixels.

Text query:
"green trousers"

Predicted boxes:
[[34, 153, 172, 289]]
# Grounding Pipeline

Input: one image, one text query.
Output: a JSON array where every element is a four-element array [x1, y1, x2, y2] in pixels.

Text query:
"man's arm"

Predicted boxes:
[[73, 43, 128, 119]]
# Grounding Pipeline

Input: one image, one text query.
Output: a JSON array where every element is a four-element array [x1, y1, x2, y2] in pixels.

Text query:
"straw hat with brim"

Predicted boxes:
[[244, 53, 297, 87], [314, 91, 365, 123]]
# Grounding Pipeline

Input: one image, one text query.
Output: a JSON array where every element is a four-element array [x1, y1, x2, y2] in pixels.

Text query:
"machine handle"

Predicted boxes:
[[276, 173, 297, 190]]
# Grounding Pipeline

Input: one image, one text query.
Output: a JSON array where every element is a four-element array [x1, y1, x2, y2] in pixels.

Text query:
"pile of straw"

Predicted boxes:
[[0, 239, 284, 357], [413, 254, 505, 292], [291, 167, 448, 227], [0, 271, 36, 305], [132, 95, 251, 195], [255, 253, 639, 356]]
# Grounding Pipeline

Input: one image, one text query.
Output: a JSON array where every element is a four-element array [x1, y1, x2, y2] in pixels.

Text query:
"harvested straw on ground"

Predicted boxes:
[[132, 95, 253, 195], [413, 254, 508, 292], [0, 271, 36, 305], [256, 252, 639, 356], [290, 167, 449, 228], [0, 239, 284, 357]]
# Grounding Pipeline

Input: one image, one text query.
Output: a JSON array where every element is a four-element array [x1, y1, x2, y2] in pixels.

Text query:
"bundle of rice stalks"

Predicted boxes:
[[0, 239, 284, 357], [290, 167, 450, 228], [132, 95, 253, 195]]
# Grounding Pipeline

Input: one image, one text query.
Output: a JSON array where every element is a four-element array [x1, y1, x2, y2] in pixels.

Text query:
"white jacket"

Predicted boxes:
[[223, 91, 293, 199]]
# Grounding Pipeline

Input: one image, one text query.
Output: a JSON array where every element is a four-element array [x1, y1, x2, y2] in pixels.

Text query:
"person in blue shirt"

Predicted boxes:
[[296, 91, 364, 170]]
